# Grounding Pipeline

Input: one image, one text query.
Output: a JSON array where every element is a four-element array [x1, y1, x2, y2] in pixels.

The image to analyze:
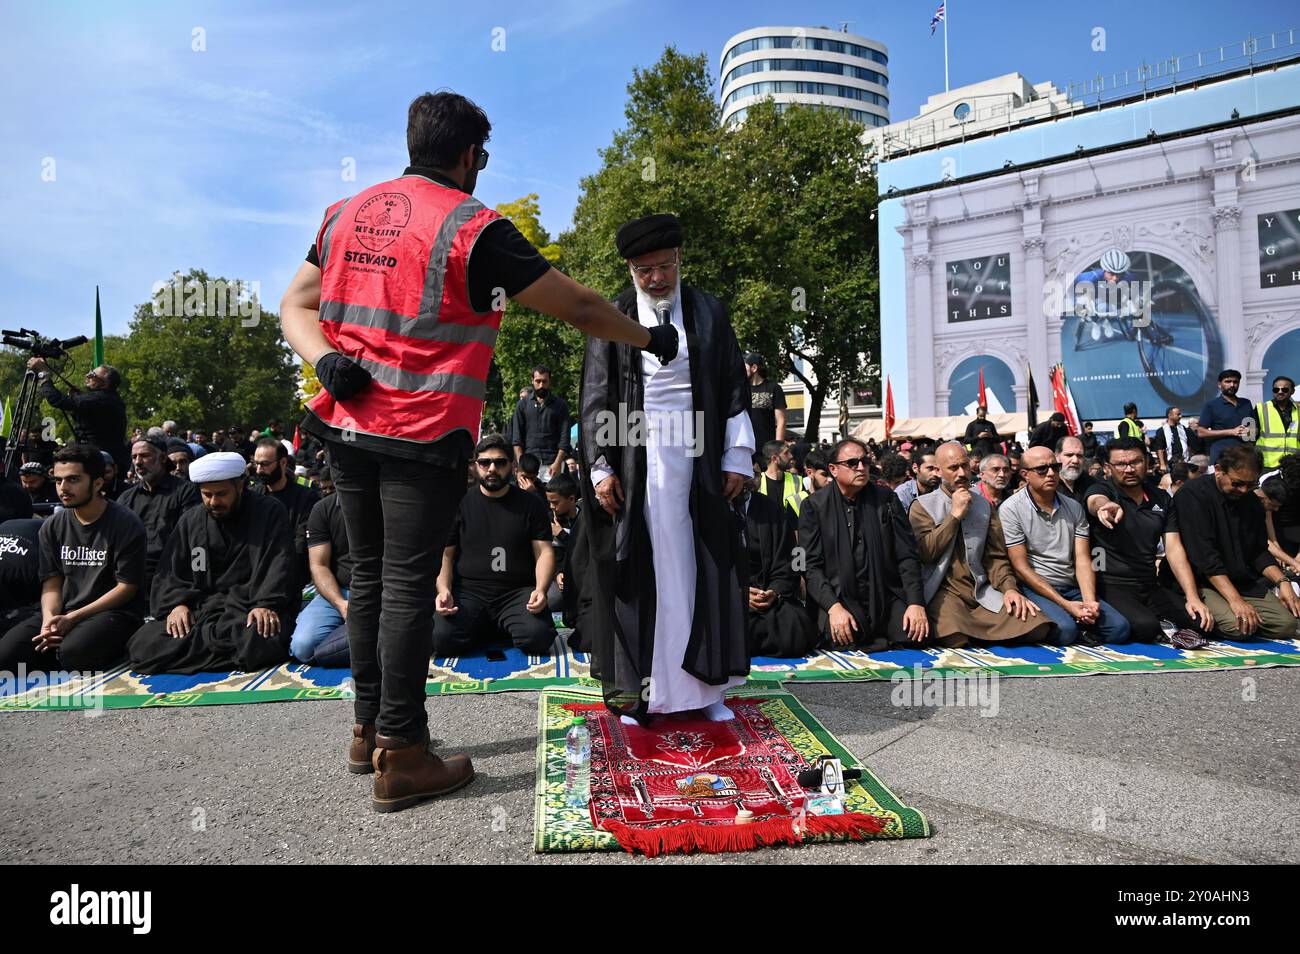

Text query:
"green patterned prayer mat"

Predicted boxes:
[[533, 686, 930, 854], [3, 628, 1299, 711]]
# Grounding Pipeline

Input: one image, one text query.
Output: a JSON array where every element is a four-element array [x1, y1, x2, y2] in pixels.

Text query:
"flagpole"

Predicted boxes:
[[944, 1, 950, 92]]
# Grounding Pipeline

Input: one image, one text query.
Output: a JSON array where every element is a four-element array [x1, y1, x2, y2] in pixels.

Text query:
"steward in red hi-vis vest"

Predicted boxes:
[[307, 173, 503, 446]]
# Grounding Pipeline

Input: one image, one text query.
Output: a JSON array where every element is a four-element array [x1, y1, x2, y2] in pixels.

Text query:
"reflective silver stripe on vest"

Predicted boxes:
[[318, 203, 348, 270], [319, 300, 498, 347], [355, 356, 486, 399], [418, 196, 487, 325]]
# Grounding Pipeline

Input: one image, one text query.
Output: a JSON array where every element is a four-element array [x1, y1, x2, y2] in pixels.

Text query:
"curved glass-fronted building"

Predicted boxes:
[[719, 26, 890, 128]]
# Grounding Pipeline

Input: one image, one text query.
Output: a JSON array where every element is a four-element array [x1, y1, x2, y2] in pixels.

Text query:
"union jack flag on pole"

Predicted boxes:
[[930, 2, 945, 35]]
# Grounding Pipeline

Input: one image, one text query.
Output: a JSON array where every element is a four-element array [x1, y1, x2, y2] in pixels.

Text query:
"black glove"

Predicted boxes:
[[644, 324, 679, 364], [315, 351, 372, 401]]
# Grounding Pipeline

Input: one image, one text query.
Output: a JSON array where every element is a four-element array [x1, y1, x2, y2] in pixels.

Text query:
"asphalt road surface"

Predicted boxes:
[[2, 669, 1297, 864]]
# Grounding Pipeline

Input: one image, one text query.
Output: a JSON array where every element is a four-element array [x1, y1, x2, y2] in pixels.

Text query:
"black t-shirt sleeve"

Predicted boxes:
[[37, 519, 60, 582], [305, 498, 331, 548], [526, 495, 551, 541], [467, 219, 552, 313], [306, 244, 320, 267], [771, 383, 787, 410]]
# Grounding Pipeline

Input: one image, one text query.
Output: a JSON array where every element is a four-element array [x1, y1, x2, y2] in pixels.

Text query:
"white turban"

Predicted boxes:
[[188, 452, 247, 484]]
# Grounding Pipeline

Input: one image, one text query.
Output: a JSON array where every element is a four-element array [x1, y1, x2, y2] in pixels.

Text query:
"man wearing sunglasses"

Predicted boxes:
[[800, 438, 928, 651], [910, 442, 1049, 647], [1168, 444, 1300, 638], [281, 92, 670, 812], [1002, 446, 1131, 646], [26, 359, 129, 490], [1254, 375, 1299, 469]]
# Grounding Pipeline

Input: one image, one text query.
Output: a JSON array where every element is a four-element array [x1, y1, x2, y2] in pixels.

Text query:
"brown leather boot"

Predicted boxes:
[[371, 734, 474, 813], [347, 724, 376, 774]]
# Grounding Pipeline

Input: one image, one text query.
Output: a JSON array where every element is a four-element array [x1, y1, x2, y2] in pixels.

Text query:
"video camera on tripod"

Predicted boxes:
[[2, 327, 89, 479]]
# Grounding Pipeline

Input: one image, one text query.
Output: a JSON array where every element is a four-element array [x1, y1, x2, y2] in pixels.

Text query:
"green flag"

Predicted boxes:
[[93, 286, 105, 367], [1, 394, 12, 439]]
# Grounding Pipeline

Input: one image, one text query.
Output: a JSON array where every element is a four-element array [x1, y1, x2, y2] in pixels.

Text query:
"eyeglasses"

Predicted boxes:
[[475, 457, 510, 469], [1024, 462, 1063, 476], [1273, 386, 1293, 393], [630, 258, 679, 278], [1109, 459, 1144, 470], [474, 147, 489, 171], [831, 456, 868, 470]]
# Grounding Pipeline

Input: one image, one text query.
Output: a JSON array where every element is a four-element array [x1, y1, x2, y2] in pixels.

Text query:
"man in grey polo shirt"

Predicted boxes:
[[1001, 446, 1132, 646]]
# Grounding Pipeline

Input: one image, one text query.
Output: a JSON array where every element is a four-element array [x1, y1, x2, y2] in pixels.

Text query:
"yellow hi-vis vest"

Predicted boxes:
[[758, 470, 805, 515], [1256, 402, 1300, 468], [1116, 418, 1144, 440]]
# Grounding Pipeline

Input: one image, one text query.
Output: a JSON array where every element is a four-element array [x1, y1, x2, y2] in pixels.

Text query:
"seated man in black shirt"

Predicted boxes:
[[19, 462, 57, 507], [737, 476, 817, 657], [433, 435, 556, 656], [1084, 437, 1215, 644], [1171, 444, 1300, 639], [116, 436, 202, 591], [251, 437, 320, 593], [0, 518, 43, 630], [0, 444, 147, 673], [799, 438, 929, 651], [290, 492, 353, 666]]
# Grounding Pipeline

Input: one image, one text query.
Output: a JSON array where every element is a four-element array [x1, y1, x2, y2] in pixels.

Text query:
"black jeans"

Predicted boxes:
[[0, 609, 139, 673], [432, 584, 556, 656], [326, 440, 467, 744], [1096, 576, 1201, 642]]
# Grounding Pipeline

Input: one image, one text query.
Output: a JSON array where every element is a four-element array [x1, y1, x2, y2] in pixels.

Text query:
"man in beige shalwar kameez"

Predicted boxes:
[[908, 442, 1054, 647]]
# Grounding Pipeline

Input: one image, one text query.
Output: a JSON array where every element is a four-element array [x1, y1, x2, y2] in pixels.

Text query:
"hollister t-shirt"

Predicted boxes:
[[38, 501, 147, 618]]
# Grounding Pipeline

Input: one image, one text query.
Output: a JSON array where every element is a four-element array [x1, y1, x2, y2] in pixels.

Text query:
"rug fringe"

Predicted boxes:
[[601, 811, 886, 856]]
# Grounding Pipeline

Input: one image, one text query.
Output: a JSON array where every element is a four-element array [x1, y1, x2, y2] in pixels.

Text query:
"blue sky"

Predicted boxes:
[[2, 0, 1295, 341]]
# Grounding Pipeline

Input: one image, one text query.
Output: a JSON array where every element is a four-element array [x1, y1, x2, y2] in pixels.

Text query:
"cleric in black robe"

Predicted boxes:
[[579, 213, 754, 721], [736, 480, 818, 657], [127, 453, 299, 674]]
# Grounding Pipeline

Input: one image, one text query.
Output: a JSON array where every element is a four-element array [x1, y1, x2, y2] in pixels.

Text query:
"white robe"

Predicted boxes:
[[590, 282, 754, 713]]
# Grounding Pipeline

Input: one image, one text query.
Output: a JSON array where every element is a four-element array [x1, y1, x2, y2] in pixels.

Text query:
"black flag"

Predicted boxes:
[[1026, 363, 1039, 430]]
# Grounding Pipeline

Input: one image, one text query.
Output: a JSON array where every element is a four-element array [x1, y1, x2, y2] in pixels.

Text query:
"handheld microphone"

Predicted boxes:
[[653, 299, 672, 326]]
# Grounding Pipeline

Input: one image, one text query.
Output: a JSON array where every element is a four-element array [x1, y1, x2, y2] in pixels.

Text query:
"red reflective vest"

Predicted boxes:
[[307, 173, 504, 445]]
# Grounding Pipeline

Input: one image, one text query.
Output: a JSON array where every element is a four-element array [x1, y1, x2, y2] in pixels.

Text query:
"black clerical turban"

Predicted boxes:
[[188, 452, 246, 484], [616, 213, 683, 259]]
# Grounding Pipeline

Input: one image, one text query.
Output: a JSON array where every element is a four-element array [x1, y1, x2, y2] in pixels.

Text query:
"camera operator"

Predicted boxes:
[[25, 358, 129, 485]]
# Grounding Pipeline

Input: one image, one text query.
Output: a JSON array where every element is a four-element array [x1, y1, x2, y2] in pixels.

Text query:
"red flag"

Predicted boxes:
[[884, 376, 895, 441], [978, 365, 988, 410], [1051, 364, 1082, 435], [293, 424, 302, 454]]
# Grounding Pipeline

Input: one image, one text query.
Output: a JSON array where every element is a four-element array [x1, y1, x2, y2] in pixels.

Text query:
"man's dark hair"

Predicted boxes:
[[1218, 369, 1242, 382], [317, 466, 332, 483], [531, 365, 552, 378], [1165, 406, 1179, 418], [910, 450, 935, 473], [1260, 475, 1287, 507], [805, 450, 828, 473], [100, 364, 121, 390], [1049, 412, 1066, 424], [1169, 460, 1190, 484], [546, 472, 578, 499], [255, 437, 287, 460], [1105, 436, 1147, 461], [879, 453, 911, 484], [976, 404, 988, 413], [1083, 420, 1093, 429], [475, 433, 510, 456], [828, 438, 867, 465], [1218, 443, 1262, 475], [762, 439, 785, 462], [517, 453, 540, 477], [1274, 375, 1296, 389], [407, 92, 491, 169], [1123, 402, 1137, 415], [53, 443, 105, 481]]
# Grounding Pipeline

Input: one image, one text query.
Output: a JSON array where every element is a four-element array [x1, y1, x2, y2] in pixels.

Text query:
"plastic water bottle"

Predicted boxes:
[[564, 715, 591, 808]]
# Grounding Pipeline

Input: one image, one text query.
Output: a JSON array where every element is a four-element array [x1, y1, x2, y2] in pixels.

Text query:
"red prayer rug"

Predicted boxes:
[[535, 686, 929, 856]]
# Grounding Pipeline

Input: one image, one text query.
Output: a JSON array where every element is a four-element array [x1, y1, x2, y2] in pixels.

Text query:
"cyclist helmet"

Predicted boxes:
[[1099, 247, 1130, 274]]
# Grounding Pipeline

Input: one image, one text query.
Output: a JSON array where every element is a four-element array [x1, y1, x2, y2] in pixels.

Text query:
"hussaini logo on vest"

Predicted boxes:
[[353, 193, 411, 252]]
